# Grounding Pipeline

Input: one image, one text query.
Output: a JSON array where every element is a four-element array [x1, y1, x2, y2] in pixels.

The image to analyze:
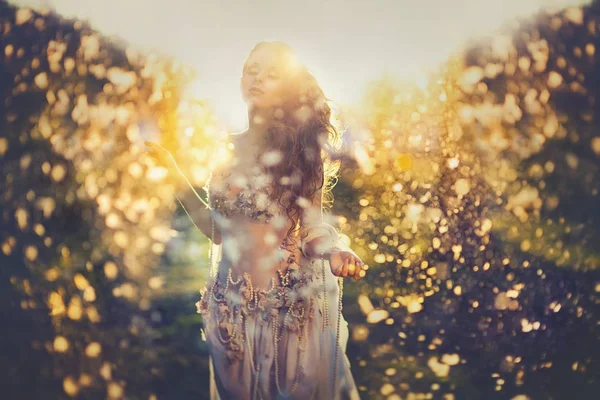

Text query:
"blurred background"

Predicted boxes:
[[1, 0, 599, 399]]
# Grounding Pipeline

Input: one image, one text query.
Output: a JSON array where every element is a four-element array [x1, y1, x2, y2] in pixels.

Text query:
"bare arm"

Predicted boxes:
[[145, 141, 222, 244], [299, 186, 337, 260], [170, 165, 222, 245], [299, 183, 365, 280]]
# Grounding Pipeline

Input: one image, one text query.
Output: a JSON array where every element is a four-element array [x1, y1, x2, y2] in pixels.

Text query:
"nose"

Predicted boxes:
[[255, 69, 272, 83]]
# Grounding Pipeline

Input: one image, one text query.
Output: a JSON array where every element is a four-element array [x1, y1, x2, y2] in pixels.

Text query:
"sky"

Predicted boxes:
[[10, 0, 590, 131]]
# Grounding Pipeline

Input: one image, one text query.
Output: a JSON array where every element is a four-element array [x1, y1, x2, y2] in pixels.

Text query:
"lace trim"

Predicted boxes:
[[208, 165, 281, 223], [196, 256, 319, 350], [199, 165, 345, 398]]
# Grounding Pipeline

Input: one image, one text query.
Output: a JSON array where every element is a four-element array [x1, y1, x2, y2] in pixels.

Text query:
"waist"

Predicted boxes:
[[221, 248, 295, 284], [198, 256, 339, 318]]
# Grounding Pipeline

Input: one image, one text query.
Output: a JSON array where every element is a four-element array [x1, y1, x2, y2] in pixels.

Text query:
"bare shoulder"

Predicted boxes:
[[228, 130, 248, 143]]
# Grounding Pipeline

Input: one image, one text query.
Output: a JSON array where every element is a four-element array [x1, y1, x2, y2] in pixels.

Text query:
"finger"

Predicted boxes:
[[332, 262, 342, 277], [145, 141, 168, 153], [330, 260, 341, 276], [353, 257, 362, 275], [148, 151, 161, 162], [350, 256, 362, 277], [354, 264, 362, 280], [347, 262, 356, 277], [341, 258, 349, 277]]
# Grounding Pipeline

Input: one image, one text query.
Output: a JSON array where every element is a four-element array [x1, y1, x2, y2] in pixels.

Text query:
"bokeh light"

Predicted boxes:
[[1, 1, 600, 399]]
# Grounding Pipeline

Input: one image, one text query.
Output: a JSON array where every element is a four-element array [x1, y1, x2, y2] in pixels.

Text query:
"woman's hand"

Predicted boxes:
[[327, 249, 367, 280], [144, 141, 177, 172]]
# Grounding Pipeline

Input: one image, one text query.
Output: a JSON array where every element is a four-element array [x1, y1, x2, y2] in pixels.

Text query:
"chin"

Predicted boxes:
[[249, 101, 272, 111]]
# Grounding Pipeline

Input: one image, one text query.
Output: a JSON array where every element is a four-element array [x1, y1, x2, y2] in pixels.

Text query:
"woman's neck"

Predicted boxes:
[[246, 108, 271, 142], [232, 109, 270, 162]]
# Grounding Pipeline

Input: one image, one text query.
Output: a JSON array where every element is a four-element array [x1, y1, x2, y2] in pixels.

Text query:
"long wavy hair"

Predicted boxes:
[[245, 41, 342, 244]]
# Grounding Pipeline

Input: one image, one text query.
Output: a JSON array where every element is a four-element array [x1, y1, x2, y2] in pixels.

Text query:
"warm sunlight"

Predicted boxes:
[[10, 0, 590, 131], [4, 0, 600, 398]]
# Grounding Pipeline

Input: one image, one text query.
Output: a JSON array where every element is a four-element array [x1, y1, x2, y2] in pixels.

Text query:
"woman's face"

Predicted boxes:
[[241, 45, 297, 110]]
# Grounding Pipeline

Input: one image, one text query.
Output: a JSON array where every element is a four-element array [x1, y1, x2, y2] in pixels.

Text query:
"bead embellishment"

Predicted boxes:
[[197, 166, 346, 399], [207, 164, 282, 223]]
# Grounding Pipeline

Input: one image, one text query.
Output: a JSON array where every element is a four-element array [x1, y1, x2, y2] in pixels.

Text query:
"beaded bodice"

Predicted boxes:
[[207, 162, 283, 223]]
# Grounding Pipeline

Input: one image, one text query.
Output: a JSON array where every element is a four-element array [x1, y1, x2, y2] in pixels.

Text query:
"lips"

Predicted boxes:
[[249, 87, 264, 95]]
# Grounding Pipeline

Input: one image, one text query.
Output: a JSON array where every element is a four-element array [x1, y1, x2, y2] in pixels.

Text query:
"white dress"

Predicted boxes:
[[195, 166, 361, 400]]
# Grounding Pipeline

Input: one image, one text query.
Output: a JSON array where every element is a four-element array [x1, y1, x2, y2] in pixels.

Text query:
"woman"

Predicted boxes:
[[146, 41, 365, 400]]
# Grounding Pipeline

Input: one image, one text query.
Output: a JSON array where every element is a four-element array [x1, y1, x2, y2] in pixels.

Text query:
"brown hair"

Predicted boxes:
[[244, 41, 342, 244]]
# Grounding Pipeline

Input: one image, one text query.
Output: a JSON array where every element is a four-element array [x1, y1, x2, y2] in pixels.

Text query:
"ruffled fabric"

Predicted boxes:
[[197, 235, 361, 400], [199, 164, 361, 400]]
